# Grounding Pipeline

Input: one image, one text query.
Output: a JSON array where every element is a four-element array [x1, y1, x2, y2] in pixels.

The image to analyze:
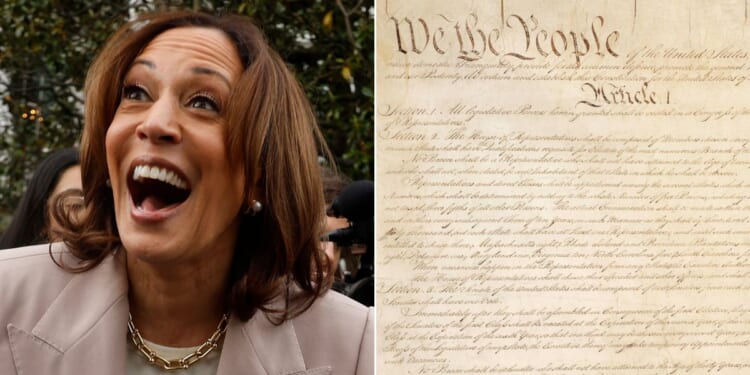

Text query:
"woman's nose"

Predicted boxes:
[[135, 97, 182, 144]]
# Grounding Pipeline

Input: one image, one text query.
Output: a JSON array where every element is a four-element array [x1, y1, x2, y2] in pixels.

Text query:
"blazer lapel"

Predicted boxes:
[[8, 252, 129, 375], [217, 310, 331, 375]]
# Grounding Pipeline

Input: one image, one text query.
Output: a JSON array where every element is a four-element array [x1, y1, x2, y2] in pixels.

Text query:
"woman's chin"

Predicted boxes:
[[119, 231, 185, 264]]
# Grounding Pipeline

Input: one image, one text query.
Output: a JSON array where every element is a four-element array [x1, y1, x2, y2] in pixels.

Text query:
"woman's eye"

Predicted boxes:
[[122, 85, 150, 101], [188, 94, 219, 112]]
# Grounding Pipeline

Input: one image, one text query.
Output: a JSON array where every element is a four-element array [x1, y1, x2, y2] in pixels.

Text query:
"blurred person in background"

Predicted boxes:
[[321, 168, 375, 306], [0, 147, 82, 249], [321, 164, 351, 283]]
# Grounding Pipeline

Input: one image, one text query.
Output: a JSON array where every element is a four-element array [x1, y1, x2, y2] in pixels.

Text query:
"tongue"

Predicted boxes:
[[141, 195, 168, 211]]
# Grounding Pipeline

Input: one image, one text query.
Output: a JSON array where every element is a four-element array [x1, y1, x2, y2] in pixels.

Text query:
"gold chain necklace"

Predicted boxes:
[[127, 312, 230, 371]]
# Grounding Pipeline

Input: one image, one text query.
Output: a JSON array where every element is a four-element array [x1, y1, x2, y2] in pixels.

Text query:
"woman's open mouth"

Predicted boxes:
[[127, 161, 191, 216]]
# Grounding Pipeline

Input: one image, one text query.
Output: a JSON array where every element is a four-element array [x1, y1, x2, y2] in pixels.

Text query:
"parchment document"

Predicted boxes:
[[376, 1, 750, 373]]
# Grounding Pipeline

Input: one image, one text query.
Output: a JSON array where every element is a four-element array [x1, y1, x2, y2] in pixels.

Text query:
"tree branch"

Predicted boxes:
[[335, 0, 357, 48]]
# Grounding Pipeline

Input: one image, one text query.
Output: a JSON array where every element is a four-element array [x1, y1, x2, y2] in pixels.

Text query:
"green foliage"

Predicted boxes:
[[0, 0, 374, 225], [235, 0, 374, 180], [0, 0, 142, 214]]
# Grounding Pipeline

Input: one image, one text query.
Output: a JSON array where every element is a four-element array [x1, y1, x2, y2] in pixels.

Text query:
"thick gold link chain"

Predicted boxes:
[[128, 313, 230, 371]]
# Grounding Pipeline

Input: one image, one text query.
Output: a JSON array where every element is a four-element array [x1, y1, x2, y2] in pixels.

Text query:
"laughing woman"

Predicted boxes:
[[0, 11, 372, 375]]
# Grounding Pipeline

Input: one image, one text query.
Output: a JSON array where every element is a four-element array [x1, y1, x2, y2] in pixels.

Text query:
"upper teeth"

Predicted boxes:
[[132, 165, 187, 189]]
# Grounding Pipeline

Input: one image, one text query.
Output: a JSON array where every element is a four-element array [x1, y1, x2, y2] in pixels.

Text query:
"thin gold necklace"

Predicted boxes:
[[127, 312, 230, 371]]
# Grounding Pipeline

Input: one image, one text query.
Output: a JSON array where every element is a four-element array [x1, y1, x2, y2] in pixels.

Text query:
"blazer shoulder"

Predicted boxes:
[[0, 242, 71, 278], [295, 290, 371, 333], [310, 290, 370, 318], [0, 243, 76, 326], [291, 290, 373, 374], [0, 242, 72, 282]]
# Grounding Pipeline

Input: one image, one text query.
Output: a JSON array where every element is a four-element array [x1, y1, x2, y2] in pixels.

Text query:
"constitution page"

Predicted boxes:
[[376, 0, 750, 373]]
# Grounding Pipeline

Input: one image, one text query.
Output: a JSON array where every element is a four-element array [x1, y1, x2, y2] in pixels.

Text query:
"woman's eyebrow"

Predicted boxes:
[[132, 58, 155, 69], [129, 58, 231, 89], [191, 67, 231, 89]]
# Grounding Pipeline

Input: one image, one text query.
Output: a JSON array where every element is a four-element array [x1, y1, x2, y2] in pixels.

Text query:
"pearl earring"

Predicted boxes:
[[251, 200, 263, 213], [245, 200, 263, 215]]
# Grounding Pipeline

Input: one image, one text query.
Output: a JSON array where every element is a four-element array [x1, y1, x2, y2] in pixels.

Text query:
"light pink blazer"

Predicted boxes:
[[0, 244, 373, 375]]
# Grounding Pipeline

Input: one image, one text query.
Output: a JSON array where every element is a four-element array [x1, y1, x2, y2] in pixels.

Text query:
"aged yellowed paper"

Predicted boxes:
[[376, 0, 750, 373]]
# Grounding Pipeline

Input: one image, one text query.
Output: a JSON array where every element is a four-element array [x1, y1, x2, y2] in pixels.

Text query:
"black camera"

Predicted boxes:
[[325, 180, 373, 306]]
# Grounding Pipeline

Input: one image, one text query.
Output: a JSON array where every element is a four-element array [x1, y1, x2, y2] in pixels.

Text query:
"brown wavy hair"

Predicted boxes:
[[54, 10, 333, 322]]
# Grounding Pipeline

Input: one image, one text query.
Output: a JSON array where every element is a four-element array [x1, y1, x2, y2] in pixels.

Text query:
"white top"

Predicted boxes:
[[126, 337, 221, 375]]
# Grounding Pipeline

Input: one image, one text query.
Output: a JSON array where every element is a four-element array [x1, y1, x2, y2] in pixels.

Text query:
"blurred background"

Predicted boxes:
[[0, 0, 374, 233]]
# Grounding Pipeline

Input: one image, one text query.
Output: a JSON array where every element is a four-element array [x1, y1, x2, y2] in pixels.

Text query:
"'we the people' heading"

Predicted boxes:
[[388, 13, 621, 67]]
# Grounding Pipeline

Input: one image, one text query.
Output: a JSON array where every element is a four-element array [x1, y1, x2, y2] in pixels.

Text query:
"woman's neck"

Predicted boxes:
[[126, 248, 233, 347]]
